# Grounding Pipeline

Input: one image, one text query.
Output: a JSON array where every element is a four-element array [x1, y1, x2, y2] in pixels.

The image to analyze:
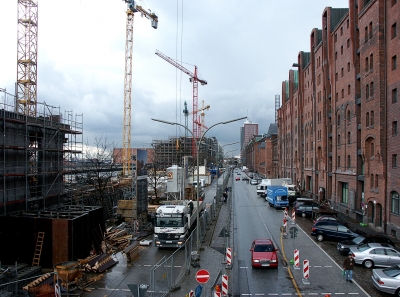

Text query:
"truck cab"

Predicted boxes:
[[266, 186, 289, 209]]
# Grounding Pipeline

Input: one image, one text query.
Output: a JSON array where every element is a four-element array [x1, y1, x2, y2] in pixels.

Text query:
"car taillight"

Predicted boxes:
[[376, 277, 384, 285], [312, 227, 316, 232]]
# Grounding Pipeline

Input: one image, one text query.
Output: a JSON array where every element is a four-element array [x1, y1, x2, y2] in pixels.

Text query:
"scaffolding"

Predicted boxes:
[[0, 88, 83, 215], [151, 136, 218, 170]]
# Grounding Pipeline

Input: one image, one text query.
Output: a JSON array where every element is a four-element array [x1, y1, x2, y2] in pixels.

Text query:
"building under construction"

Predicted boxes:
[[151, 136, 220, 169], [0, 88, 83, 215]]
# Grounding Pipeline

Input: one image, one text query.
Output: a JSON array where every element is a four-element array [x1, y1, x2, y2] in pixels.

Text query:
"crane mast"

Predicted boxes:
[[155, 50, 207, 157], [121, 0, 158, 177], [17, 0, 39, 116]]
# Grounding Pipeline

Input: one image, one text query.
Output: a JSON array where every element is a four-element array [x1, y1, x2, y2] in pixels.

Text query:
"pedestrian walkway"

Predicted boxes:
[[169, 173, 233, 297]]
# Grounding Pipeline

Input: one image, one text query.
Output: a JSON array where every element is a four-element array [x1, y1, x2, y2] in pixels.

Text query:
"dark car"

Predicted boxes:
[[294, 198, 320, 217], [337, 234, 395, 255], [313, 215, 338, 225], [311, 221, 359, 242]]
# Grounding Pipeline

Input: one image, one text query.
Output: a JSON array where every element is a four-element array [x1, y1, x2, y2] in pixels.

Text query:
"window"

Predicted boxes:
[[341, 26, 343, 36], [334, 33, 338, 43], [392, 0, 397, 6], [393, 121, 398, 135], [365, 57, 369, 71], [369, 22, 373, 39], [338, 134, 341, 146], [375, 174, 378, 189], [338, 156, 341, 168], [347, 38, 350, 48], [347, 132, 351, 144], [370, 82, 374, 97], [370, 54, 373, 70], [371, 111, 374, 126], [392, 23, 397, 39], [342, 89, 344, 98], [347, 62, 351, 72], [338, 114, 341, 126], [371, 142, 375, 156], [370, 174, 374, 188], [393, 88, 398, 103], [393, 154, 398, 168], [392, 192, 400, 215], [347, 19, 349, 29], [365, 26, 368, 42], [366, 112, 370, 126], [366, 84, 370, 98], [335, 72, 338, 81], [335, 51, 338, 60], [342, 182, 348, 203], [347, 155, 351, 169], [341, 45, 343, 55], [341, 68, 344, 77], [347, 110, 351, 121], [393, 55, 397, 70], [348, 84, 351, 95], [335, 92, 339, 102]]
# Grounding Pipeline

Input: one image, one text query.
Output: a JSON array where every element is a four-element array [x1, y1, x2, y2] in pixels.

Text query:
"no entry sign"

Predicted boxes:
[[195, 269, 210, 284]]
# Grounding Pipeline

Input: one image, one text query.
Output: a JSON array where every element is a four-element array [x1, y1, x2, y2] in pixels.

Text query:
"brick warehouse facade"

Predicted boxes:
[[276, 0, 400, 236]]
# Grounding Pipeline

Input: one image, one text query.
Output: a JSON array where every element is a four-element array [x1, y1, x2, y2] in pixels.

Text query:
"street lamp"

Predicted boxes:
[[152, 116, 246, 251]]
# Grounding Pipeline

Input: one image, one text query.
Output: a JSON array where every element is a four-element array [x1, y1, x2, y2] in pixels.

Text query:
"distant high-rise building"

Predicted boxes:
[[240, 119, 258, 165]]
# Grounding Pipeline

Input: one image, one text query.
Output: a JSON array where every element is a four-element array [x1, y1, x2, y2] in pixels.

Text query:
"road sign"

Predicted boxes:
[[195, 269, 210, 284]]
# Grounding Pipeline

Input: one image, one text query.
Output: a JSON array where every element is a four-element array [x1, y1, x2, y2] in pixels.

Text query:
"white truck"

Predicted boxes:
[[256, 178, 289, 197], [153, 199, 205, 248]]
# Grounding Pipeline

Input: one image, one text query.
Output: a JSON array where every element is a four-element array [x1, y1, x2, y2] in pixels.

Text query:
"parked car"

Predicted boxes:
[[372, 264, 400, 296], [313, 215, 338, 225], [235, 176, 240, 181], [311, 221, 359, 242], [350, 243, 400, 268], [294, 198, 320, 217], [250, 239, 278, 268], [337, 234, 395, 255], [250, 179, 259, 185]]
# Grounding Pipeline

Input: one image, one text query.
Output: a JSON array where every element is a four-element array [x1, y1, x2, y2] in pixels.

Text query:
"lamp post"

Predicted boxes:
[[152, 116, 246, 251]]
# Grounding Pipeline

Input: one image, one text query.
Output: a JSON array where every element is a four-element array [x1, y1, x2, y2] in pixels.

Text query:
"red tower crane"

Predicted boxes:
[[155, 50, 207, 157]]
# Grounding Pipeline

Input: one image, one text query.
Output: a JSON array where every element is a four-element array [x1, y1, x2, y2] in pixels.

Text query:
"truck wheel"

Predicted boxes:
[[317, 234, 324, 242]]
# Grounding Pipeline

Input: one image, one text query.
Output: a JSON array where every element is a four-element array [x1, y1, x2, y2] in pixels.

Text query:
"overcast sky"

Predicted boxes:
[[0, 0, 349, 156]]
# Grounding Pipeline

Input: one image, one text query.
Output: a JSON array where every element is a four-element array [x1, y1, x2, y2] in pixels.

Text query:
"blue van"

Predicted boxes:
[[266, 186, 289, 209]]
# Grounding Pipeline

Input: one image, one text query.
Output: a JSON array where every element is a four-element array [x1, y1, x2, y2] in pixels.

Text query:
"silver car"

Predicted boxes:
[[350, 243, 400, 269], [372, 265, 400, 296]]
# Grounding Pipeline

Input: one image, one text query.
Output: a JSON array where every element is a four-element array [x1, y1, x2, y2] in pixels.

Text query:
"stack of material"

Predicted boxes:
[[102, 223, 133, 253], [22, 273, 54, 297], [122, 242, 140, 263], [81, 254, 119, 273], [115, 200, 137, 222]]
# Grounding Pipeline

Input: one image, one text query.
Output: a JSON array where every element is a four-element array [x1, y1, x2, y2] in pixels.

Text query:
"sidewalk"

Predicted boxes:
[[169, 174, 233, 297]]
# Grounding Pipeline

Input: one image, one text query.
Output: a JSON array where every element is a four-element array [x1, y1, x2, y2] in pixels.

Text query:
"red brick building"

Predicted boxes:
[[277, 0, 400, 236]]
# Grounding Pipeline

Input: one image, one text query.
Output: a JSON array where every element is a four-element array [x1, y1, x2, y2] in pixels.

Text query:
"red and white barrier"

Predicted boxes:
[[294, 249, 299, 267], [291, 208, 296, 224], [226, 248, 232, 266], [284, 207, 288, 219], [222, 274, 228, 295], [303, 259, 309, 279], [283, 217, 287, 230], [189, 290, 194, 297]]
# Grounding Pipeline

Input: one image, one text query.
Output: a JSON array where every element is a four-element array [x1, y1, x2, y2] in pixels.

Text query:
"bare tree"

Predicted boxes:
[[147, 148, 167, 204], [75, 136, 121, 215]]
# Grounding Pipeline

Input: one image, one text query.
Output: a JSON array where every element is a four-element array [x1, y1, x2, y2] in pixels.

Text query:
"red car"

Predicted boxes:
[[250, 239, 278, 268], [235, 176, 240, 181]]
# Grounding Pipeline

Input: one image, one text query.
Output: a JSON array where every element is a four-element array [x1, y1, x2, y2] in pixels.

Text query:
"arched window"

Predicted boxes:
[[392, 192, 400, 215], [347, 110, 351, 122]]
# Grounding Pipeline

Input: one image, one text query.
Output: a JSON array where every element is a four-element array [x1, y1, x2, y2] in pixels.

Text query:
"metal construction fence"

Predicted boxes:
[[149, 200, 220, 297]]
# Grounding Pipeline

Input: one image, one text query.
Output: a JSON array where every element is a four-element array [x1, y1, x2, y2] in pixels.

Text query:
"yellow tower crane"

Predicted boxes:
[[189, 100, 210, 138], [121, 0, 158, 177]]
